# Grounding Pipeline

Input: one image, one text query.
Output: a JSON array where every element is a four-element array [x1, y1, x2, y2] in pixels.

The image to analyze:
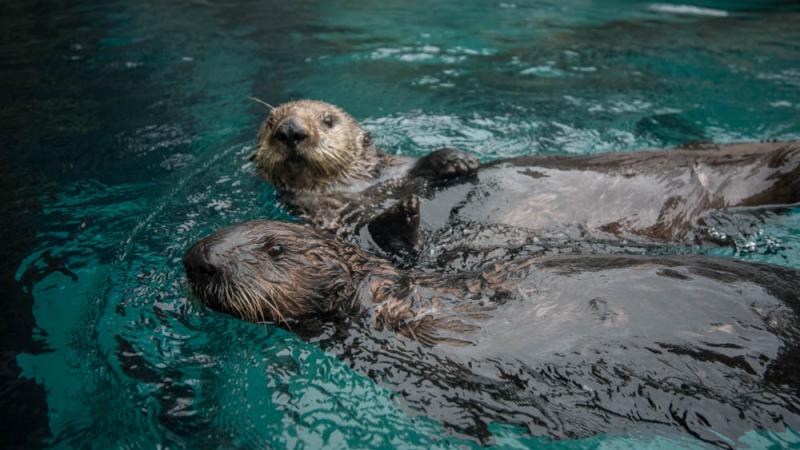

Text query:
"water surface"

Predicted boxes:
[[3, 0, 800, 448]]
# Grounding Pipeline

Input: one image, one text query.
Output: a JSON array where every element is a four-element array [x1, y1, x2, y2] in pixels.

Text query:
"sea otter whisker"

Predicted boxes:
[[248, 96, 275, 110], [240, 294, 260, 322], [247, 281, 287, 324], [250, 292, 276, 322], [233, 284, 258, 321], [224, 281, 247, 318], [249, 280, 281, 319], [228, 288, 248, 320]]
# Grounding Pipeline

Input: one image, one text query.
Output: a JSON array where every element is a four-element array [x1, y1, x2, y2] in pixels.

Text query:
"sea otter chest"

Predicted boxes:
[[418, 161, 726, 240], [286, 142, 799, 255], [322, 255, 800, 445], [441, 257, 788, 361]]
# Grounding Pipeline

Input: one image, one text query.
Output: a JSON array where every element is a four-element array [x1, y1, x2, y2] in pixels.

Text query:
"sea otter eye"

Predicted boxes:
[[322, 114, 335, 128], [265, 244, 283, 257]]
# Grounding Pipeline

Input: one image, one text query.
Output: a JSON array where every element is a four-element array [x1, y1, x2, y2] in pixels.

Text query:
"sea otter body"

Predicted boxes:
[[253, 100, 800, 255], [185, 220, 800, 445]]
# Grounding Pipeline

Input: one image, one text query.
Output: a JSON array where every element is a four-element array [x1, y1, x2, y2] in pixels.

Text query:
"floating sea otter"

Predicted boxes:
[[184, 220, 800, 446], [252, 100, 800, 257]]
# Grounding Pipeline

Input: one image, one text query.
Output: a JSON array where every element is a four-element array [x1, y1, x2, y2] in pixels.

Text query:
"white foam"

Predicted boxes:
[[648, 3, 729, 17]]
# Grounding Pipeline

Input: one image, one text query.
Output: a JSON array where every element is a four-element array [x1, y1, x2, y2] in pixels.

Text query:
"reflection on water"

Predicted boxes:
[[3, 0, 800, 447]]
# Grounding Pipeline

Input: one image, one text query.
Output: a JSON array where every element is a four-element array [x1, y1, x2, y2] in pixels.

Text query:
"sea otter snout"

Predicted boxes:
[[184, 221, 368, 322], [183, 242, 217, 280], [273, 119, 308, 149]]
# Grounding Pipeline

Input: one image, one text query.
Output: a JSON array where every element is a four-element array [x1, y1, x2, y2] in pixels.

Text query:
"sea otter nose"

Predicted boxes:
[[274, 120, 308, 148], [184, 243, 217, 280]]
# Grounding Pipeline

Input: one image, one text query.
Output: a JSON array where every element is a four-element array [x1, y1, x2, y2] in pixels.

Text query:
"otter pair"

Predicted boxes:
[[184, 101, 800, 443]]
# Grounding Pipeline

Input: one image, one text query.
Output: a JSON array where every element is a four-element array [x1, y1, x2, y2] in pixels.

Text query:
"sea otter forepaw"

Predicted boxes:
[[366, 195, 421, 258], [410, 148, 479, 181]]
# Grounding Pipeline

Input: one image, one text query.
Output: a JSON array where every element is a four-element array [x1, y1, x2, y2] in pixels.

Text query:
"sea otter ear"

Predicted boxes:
[[367, 195, 421, 258], [361, 131, 373, 148], [256, 116, 274, 145]]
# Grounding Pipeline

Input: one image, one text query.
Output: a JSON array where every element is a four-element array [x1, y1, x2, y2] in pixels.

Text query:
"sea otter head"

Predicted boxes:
[[184, 220, 369, 323], [254, 100, 379, 192]]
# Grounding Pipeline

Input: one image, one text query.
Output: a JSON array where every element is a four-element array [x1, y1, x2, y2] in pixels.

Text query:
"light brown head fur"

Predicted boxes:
[[184, 221, 492, 344], [254, 100, 380, 192], [184, 221, 372, 323]]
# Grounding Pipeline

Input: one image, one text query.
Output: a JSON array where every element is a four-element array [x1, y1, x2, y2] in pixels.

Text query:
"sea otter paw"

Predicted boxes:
[[367, 195, 421, 257], [410, 148, 479, 181]]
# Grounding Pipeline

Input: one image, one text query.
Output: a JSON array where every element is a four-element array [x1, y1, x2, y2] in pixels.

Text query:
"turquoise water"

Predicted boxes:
[[3, 0, 800, 448]]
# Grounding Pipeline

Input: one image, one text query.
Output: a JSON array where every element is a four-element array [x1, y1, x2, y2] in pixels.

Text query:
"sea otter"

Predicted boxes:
[[252, 100, 800, 257], [184, 220, 800, 446]]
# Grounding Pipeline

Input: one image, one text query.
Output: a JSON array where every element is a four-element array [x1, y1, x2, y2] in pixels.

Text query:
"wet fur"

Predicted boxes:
[[254, 100, 389, 192], [185, 220, 800, 446], [185, 222, 367, 323], [252, 101, 800, 254], [185, 221, 511, 342]]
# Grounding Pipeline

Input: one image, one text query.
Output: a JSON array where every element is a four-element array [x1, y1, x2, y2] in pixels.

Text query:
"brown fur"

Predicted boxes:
[[185, 222, 371, 323], [254, 100, 388, 192], [185, 220, 800, 352], [183, 221, 800, 445], [184, 221, 501, 343], [252, 101, 800, 253]]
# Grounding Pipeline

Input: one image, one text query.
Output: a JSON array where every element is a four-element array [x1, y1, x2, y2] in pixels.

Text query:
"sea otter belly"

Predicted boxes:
[[420, 165, 670, 234], [328, 255, 800, 445], [444, 256, 789, 363], [417, 141, 800, 242], [185, 220, 800, 445]]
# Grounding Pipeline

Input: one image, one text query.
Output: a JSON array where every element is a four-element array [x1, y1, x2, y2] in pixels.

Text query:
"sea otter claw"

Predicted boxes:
[[410, 148, 479, 181]]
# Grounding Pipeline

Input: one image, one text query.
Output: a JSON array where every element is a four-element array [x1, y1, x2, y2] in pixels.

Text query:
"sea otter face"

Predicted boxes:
[[254, 100, 374, 192], [184, 221, 362, 323]]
